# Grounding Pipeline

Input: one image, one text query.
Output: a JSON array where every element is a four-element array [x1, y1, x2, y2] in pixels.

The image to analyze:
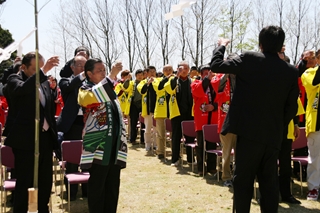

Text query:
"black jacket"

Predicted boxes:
[[210, 46, 299, 149], [56, 75, 84, 133], [4, 71, 57, 150]]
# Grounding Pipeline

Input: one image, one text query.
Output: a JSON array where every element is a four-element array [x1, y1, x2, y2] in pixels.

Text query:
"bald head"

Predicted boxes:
[[163, 64, 173, 77], [71, 56, 87, 76], [177, 61, 189, 78]]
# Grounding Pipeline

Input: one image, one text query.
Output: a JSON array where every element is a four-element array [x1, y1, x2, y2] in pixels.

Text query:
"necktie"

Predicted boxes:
[[39, 87, 49, 131]]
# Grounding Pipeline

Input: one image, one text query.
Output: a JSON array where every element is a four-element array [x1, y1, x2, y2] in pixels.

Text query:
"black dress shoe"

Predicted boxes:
[[282, 196, 301, 204], [158, 154, 164, 159]]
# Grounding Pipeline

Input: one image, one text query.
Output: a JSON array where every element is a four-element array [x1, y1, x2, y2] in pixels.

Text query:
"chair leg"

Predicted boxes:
[[180, 143, 183, 167], [299, 162, 303, 196], [53, 158, 58, 195], [60, 172, 64, 201], [0, 189, 3, 213], [164, 142, 167, 162], [4, 191, 6, 213], [49, 194, 52, 213], [203, 149, 205, 178], [68, 183, 71, 213], [254, 178, 257, 200], [191, 148, 194, 172], [232, 191, 236, 213], [216, 155, 220, 181]]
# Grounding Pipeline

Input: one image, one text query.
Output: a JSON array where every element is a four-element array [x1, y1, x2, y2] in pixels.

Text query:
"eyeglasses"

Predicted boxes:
[[74, 64, 85, 68]]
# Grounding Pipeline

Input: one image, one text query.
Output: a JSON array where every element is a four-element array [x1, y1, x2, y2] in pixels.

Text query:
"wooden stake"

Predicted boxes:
[[28, 188, 38, 212]]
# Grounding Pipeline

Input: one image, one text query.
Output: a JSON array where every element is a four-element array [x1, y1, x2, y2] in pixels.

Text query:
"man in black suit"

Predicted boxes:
[[56, 55, 87, 200], [4, 52, 59, 213], [210, 26, 299, 213]]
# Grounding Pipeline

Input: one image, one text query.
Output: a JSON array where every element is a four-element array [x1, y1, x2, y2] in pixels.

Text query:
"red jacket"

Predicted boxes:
[[191, 75, 223, 132], [216, 79, 231, 133]]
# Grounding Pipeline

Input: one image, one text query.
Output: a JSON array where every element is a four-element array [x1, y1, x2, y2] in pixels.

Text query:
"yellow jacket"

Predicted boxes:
[[301, 66, 320, 136], [137, 79, 148, 117], [164, 77, 182, 119], [287, 98, 305, 140], [122, 80, 134, 116], [152, 77, 168, 119], [114, 82, 128, 113]]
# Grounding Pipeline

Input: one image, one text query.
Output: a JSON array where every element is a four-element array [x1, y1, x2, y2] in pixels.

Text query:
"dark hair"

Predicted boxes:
[[12, 61, 22, 74], [316, 49, 320, 59], [284, 56, 291, 63], [258, 26, 285, 53], [22, 52, 44, 68], [135, 69, 143, 76], [147, 66, 156, 72], [190, 66, 198, 71], [84, 58, 103, 80], [199, 64, 210, 74], [156, 72, 164, 77], [74, 46, 90, 57], [121, 70, 130, 78]]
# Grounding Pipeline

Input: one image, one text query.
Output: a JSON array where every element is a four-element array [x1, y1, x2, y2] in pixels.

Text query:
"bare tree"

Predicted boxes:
[[214, 0, 252, 54], [185, 0, 216, 67], [87, 0, 122, 71], [172, 16, 188, 61], [287, 0, 311, 64], [119, 0, 138, 72], [274, 0, 286, 28], [153, 0, 176, 66], [131, 0, 157, 68], [312, 1, 320, 51]]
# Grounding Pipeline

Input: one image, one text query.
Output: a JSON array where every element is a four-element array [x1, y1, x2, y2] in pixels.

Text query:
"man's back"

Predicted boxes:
[[211, 46, 299, 148]]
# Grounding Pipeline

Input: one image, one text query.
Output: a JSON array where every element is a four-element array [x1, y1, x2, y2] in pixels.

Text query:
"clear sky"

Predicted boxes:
[[1, 0, 60, 76]]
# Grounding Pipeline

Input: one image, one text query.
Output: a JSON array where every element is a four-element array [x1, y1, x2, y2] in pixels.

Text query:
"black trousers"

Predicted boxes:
[[233, 136, 279, 213], [12, 131, 53, 213], [278, 138, 293, 199], [196, 130, 217, 172], [129, 104, 144, 143], [87, 164, 121, 213], [171, 115, 194, 163], [63, 122, 87, 198]]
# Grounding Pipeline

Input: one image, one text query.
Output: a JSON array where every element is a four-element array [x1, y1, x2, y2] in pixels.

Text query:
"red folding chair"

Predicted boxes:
[[291, 127, 308, 196], [181, 120, 197, 171], [202, 124, 230, 180], [61, 140, 89, 213], [0, 145, 15, 213]]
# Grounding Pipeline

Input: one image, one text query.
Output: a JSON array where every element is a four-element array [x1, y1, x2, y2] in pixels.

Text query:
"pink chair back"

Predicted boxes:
[[139, 113, 144, 124], [152, 116, 156, 127], [1, 145, 14, 168], [202, 124, 220, 143], [0, 122, 2, 139], [61, 140, 83, 165], [165, 118, 172, 132], [181, 120, 197, 138], [292, 127, 307, 150]]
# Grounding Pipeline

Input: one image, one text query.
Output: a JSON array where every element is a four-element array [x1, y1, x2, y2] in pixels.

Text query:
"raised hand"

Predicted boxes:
[[42, 56, 59, 73], [218, 38, 230, 47]]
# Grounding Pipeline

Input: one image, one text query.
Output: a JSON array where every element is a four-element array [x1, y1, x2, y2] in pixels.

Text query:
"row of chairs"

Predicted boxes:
[[180, 120, 309, 196], [0, 126, 310, 212], [180, 121, 230, 179], [0, 139, 86, 213]]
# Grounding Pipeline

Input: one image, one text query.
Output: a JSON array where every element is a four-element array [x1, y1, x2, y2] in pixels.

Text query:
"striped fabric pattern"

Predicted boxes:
[[92, 80, 111, 103]]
